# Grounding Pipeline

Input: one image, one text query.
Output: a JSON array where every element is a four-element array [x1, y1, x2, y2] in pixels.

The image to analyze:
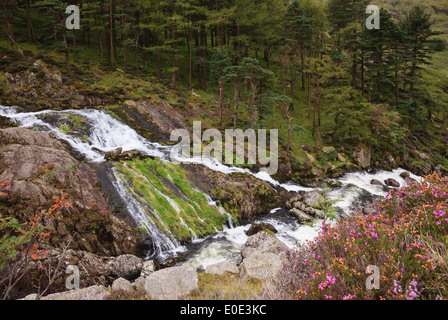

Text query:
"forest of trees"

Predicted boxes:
[[1, 0, 446, 159]]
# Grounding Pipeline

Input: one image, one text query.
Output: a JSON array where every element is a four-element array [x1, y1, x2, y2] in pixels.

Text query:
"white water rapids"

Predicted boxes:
[[0, 106, 421, 269]]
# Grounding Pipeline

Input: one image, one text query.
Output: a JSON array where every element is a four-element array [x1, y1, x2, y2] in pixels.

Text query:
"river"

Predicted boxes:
[[0, 106, 421, 270]]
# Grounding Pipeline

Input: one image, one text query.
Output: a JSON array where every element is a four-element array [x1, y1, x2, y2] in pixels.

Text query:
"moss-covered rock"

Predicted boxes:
[[113, 158, 229, 243]]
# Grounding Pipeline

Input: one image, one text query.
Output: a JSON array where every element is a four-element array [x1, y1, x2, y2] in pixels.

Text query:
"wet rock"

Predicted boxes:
[[289, 208, 314, 223], [303, 207, 325, 219], [241, 231, 288, 259], [205, 262, 239, 275], [141, 262, 199, 300], [400, 171, 411, 179], [158, 257, 185, 269], [326, 179, 342, 188], [245, 222, 278, 236], [370, 179, 385, 187], [384, 178, 400, 188], [104, 147, 122, 161], [117, 149, 149, 161]]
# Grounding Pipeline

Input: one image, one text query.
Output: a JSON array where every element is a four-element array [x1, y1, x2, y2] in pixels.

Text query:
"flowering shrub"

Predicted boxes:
[[289, 173, 448, 300], [0, 181, 73, 269]]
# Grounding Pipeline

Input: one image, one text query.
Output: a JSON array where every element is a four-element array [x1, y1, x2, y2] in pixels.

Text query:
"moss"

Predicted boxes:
[[114, 158, 228, 242], [59, 124, 71, 134]]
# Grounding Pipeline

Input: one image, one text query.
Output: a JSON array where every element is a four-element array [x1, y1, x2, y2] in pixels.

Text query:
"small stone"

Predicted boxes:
[[322, 146, 336, 154]]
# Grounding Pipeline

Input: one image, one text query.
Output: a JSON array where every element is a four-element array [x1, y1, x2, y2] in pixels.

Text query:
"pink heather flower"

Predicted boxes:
[[405, 280, 419, 300], [393, 280, 403, 295], [326, 275, 336, 284]]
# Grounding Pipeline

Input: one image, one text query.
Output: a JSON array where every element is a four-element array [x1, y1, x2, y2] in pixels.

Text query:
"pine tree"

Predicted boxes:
[[222, 64, 244, 129], [210, 48, 231, 127], [402, 6, 440, 99]]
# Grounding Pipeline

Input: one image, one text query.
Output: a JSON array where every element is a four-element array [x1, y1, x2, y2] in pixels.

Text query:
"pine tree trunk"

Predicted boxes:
[[189, 26, 192, 90], [25, 0, 35, 42], [234, 86, 239, 130], [307, 58, 311, 118], [218, 79, 224, 127], [72, 31, 79, 60], [109, 2, 114, 67], [62, 30, 71, 77], [98, 30, 104, 66]]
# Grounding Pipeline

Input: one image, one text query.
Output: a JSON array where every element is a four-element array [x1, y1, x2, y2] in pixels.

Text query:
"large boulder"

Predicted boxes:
[[112, 278, 134, 295], [241, 231, 288, 260], [104, 147, 122, 160], [239, 252, 283, 280], [140, 262, 199, 300], [353, 144, 371, 169], [205, 262, 239, 275]]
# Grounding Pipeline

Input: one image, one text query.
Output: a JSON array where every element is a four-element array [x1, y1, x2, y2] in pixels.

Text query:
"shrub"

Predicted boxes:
[[278, 173, 448, 300]]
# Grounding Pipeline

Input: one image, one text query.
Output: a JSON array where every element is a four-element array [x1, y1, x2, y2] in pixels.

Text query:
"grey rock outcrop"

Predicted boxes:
[[140, 262, 199, 300], [239, 252, 283, 280], [241, 231, 288, 259], [205, 262, 239, 275]]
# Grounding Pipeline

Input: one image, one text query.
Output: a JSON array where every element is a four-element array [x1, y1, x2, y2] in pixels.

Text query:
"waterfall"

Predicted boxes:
[[0, 105, 422, 266]]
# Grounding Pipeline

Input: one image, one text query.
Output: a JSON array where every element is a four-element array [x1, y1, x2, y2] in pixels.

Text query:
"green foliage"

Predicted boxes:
[[0, 215, 31, 270]]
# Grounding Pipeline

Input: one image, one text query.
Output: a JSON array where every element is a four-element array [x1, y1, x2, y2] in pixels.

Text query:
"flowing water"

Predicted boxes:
[[0, 105, 421, 268]]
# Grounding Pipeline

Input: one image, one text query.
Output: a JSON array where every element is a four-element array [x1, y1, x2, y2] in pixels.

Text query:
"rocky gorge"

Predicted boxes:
[[0, 57, 446, 300]]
